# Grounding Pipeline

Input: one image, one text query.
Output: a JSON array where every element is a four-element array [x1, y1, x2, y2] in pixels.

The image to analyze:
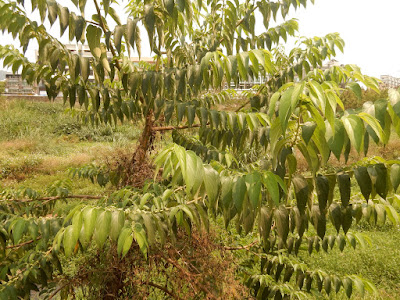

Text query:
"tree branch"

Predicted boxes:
[[224, 240, 259, 251], [6, 236, 42, 249], [48, 281, 70, 300], [152, 124, 203, 132], [93, 0, 121, 70], [1, 195, 102, 203], [218, 5, 258, 44], [142, 281, 182, 300]]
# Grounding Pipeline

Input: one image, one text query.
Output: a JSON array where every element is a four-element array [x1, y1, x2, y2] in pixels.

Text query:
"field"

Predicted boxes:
[[1, 97, 400, 299]]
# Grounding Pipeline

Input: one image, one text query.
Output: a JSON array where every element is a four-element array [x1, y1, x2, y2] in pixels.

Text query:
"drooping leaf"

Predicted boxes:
[[354, 167, 372, 202], [86, 25, 102, 59], [117, 227, 133, 258], [326, 119, 345, 160], [342, 114, 364, 153], [338, 173, 351, 207], [233, 176, 246, 212], [374, 163, 388, 199], [245, 172, 262, 209], [292, 175, 308, 214], [110, 210, 125, 242], [203, 165, 220, 209], [275, 206, 290, 243], [302, 122, 317, 144], [390, 164, 400, 193], [93, 210, 112, 248]]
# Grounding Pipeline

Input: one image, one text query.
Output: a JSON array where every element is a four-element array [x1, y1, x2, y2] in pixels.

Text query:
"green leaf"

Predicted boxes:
[[390, 164, 400, 193], [93, 210, 112, 248], [359, 112, 385, 143], [220, 176, 233, 210], [75, 16, 85, 42], [279, 86, 294, 132], [164, 0, 174, 15], [103, 0, 110, 15], [342, 114, 364, 153], [110, 210, 125, 242], [59, 7, 69, 36], [114, 25, 124, 53], [342, 206, 352, 234], [338, 173, 351, 207], [63, 226, 77, 257], [348, 82, 362, 99], [27, 221, 39, 240], [80, 207, 97, 246], [185, 151, 203, 195], [326, 119, 345, 160], [79, 56, 90, 82], [142, 214, 156, 245], [117, 227, 133, 258], [374, 163, 388, 199], [302, 122, 316, 144], [264, 172, 281, 207], [259, 207, 273, 243], [203, 165, 220, 209], [245, 172, 262, 209], [86, 25, 102, 59], [275, 206, 289, 243], [12, 219, 26, 244], [144, 4, 155, 48], [176, 0, 185, 11], [329, 203, 342, 233], [312, 205, 326, 239], [133, 223, 148, 257], [343, 277, 353, 298], [316, 174, 329, 211], [354, 167, 372, 201], [233, 176, 246, 211], [292, 175, 308, 214]]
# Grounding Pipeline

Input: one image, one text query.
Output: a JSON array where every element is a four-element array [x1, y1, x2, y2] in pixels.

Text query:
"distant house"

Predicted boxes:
[[5, 73, 38, 95], [380, 75, 400, 89]]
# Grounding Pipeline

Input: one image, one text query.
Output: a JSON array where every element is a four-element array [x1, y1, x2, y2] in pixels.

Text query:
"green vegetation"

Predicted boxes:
[[1, 0, 400, 299]]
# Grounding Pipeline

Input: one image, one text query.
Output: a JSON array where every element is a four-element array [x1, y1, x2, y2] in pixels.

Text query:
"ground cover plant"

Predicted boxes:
[[1, 0, 400, 299]]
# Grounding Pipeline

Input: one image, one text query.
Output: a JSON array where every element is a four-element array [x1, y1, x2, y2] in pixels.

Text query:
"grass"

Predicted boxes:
[[300, 223, 400, 299], [0, 97, 141, 188]]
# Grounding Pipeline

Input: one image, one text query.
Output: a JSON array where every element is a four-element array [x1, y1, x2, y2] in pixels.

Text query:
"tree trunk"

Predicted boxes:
[[134, 109, 154, 163], [120, 110, 155, 187]]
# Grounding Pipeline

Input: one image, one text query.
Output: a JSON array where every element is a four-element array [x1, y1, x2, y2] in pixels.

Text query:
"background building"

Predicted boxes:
[[380, 75, 400, 89], [5, 73, 37, 95]]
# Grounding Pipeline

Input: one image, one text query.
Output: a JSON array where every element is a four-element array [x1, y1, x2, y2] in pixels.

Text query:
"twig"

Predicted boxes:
[[1, 195, 102, 203], [48, 281, 70, 300], [143, 281, 182, 300], [224, 240, 259, 251], [93, 0, 121, 70], [152, 124, 203, 132], [6, 236, 42, 249]]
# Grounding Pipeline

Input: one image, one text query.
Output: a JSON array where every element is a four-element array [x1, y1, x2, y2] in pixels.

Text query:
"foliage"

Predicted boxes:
[[341, 88, 389, 109], [0, 81, 4, 94], [1, 0, 400, 299]]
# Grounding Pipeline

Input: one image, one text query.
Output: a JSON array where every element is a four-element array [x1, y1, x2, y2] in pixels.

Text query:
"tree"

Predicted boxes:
[[1, 0, 400, 298]]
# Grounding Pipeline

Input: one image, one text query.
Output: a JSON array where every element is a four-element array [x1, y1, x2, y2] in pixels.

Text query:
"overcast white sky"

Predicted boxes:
[[285, 0, 400, 78], [1, 0, 399, 78]]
